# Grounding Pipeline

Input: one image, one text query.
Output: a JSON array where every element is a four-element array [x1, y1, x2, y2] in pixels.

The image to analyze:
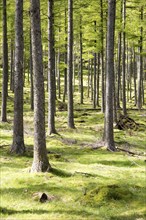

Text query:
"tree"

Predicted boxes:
[[30, 0, 51, 172], [11, 0, 25, 155], [67, 0, 75, 129], [137, 6, 143, 110], [79, 15, 83, 104], [1, 0, 8, 122], [122, 0, 127, 115], [48, 0, 56, 134], [104, 0, 116, 151]]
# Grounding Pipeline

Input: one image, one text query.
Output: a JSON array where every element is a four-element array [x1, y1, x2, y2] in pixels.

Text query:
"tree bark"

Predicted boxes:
[[30, 0, 51, 172], [63, 8, 67, 103], [67, 0, 75, 128], [30, 28, 34, 111], [122, 0, 127, 115], [104, 0, 116, 151], [79, 15, 83, 104], [11, 0, 25, 154], [1, 0, 8, 122], [100, 0, 105, 113], [137, 6, 143, 110], [117, 32, 122, 108], [48, 0, 56, 134]]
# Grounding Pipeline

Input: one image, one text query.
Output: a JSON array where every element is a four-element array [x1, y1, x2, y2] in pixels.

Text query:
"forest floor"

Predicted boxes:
[[0, 91, 146, 220]]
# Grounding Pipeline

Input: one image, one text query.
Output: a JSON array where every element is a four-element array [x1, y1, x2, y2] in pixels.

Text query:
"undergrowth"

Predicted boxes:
[[0, 82, 146, 220]]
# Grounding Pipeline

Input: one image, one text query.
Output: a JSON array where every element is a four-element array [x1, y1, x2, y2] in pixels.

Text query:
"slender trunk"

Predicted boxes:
[[67, 0, 75, 128], [30, 28, 34, 111], [1, 0, 8, 122], [117, 32, 122, 108], [87, 59, 90, 98], [93, 52, 97, 109], [137, 6, 143, 110], [63, 8, 67, 103], [90, 59, 93, 101], [122, 0, 127, 115], [133, 48, 137, 106], [100, 0, 105, 113], [48, 0, 56, 134], [57, 49, 61, 99], [10, 37, 14, 92], [96, 53, 100, 107], [79, 16, 83, 104]]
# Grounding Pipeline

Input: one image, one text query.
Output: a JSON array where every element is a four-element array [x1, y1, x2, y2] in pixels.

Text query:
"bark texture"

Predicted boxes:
[[11, 0, 25, 155], [48, 0, 56, 134], [105, 0, 116, 151], [67, 0, 75, 128], [30, 0, 51, 172], [1, 0, 8, 122]]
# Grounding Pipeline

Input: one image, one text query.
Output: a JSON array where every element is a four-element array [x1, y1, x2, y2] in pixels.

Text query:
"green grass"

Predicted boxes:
[[0, 81, 146, 219]]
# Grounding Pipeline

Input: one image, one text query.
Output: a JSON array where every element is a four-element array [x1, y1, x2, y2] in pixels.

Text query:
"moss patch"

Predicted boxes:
[[81, 184, 134, 207]]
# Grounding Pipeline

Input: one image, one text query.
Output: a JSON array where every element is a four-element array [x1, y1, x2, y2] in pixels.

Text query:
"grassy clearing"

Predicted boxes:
[[0, 85, 146, 219]]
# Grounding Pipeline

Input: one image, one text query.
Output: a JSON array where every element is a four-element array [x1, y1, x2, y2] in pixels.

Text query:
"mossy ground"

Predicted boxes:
[[0, 79, 146, 219]]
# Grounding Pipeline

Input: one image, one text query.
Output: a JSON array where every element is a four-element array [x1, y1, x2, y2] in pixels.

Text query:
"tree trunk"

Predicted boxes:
[[30, 0, 51, 172], [48, 0, 56, 134], [30, 28, 34, 111], [96, 53, 100, 107], [10, 37, 14, 93], [87, 59, 90, 98], [104, 0, 116, 151], [117, 32, 122, 108], [93, 52, 97, 109], [137, 6, 143, 110], [79, 15, 83, 104], [1, 0, 8, 122], [67, 0, 75, 128], [133, 47, 137, 106], [11, 0, 25, 155], [122, 0, 127, 115], [100, 0, 105, 113], [63, 7, 67, 103]]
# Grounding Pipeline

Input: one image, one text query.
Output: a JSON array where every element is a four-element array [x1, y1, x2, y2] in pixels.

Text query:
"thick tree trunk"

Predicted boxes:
[[67, 0, 75, 128], [104, 0, 116, 151], [30, 0, 51, 172], [1, 0, 8, 122], [48, 0, 56, 134], [11, 0, 25, 154]]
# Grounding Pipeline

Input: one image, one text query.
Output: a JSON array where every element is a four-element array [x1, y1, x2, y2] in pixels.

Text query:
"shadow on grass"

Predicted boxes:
[[0, 207, 49, 215], [0, 206, 95, 218], [50, 167, 72, 177], [110, 213, 146, 220]]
